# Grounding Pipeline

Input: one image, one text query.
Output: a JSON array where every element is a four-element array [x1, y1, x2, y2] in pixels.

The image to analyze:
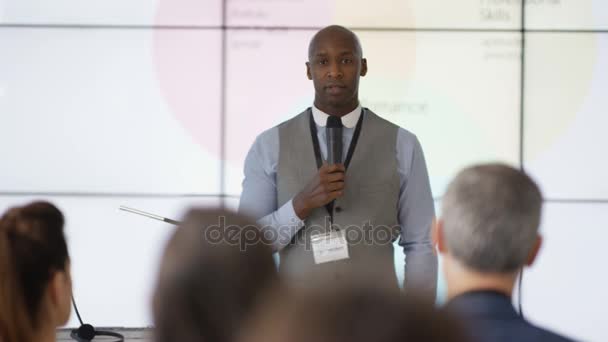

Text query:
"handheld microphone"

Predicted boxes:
[[325, 116, 343, 220], [326, 116, 343, 165]]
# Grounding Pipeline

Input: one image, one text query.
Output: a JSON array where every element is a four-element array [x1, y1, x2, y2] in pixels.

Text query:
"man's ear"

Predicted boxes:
[[360, 58, 368, 77], [525, 235, 543, 266], [435, 219, 447, 254], [306, 62, 312, 80]]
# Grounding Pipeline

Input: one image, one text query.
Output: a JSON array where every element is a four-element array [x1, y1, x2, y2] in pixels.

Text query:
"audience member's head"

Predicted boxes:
[[241, 285, 469, 342], [436, 163, 543, 298], [0, 201, 72, 342], [152, 208, 278, 342]]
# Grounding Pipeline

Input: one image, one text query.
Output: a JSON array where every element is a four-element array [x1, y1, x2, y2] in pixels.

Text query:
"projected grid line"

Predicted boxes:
[[0, 25, 521, 32], [2, 190, 608, 204], [0, 192, 241, 199], [219, 0, 228, 204], [2, 23, 607, 34], [519, 0, 526, 169]]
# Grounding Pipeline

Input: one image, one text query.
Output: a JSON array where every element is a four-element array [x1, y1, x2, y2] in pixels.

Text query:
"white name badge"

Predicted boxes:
[[311, 231, 350, 264]]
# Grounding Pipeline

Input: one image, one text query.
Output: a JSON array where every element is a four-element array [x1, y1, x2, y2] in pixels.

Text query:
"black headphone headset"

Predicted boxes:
[[70, 324, 124, 342], [70, 296, 124, 342]]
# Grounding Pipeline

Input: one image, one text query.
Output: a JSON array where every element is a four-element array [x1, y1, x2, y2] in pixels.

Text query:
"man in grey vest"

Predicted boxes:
[[239, 25, 436, 297]]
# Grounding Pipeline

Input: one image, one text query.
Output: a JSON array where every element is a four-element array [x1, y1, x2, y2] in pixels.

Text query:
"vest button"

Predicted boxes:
[[335, 206, 342, 213]]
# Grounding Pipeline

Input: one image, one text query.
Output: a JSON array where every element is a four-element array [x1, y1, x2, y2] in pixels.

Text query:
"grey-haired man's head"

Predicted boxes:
[[439, 163, 543, 273]]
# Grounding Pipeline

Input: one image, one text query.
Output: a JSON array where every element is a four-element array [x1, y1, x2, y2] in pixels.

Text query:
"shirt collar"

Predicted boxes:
[[311, 104, 362, 129]]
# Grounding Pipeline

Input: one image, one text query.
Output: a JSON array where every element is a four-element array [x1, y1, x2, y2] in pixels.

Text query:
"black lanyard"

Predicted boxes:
[[308, 108, 365, 219]]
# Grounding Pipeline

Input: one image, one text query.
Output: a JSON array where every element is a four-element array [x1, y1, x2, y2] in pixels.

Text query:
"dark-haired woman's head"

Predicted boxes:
[[0, 201, 72, 342]]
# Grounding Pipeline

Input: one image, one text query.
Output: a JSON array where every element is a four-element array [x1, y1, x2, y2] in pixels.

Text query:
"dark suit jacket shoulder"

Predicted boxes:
[[444, 291, 577, 342]]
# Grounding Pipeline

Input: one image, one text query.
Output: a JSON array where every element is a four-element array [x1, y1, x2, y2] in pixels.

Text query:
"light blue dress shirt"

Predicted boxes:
[[239, 105, 437, 294]]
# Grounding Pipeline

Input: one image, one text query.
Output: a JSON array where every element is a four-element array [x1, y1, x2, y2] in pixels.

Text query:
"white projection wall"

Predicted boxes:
[[0, 0, 222, 26], [0, 0, 606, 340], [523, 203, 608, 342], [227, 0, 522, 29], [0, 29, 222, 194], [526, 0, 608, 30], [524, 33, 608, 199]]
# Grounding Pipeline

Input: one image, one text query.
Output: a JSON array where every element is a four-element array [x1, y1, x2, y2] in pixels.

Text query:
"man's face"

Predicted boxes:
[[306, 30, 367, 112]]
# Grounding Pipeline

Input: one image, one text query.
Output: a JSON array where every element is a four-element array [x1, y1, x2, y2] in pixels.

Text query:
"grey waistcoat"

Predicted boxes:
[[277, 108, 401, 287]]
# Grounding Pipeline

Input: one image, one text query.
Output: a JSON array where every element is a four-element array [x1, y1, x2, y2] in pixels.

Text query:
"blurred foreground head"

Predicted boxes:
[[153, 208, 278, 342], [0, 201, 72, 342], [241, 284, 469, 342]]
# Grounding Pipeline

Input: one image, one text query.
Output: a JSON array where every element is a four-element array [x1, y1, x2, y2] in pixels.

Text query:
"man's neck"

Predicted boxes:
[[444, 255, 518, 301], [314, 100, 359, 117]]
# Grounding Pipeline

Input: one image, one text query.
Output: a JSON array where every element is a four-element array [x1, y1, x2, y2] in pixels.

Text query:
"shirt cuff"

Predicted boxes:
[[257, 199, 305, 251], [283, 199, 304, 224], [276, 199, 305, 247]]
